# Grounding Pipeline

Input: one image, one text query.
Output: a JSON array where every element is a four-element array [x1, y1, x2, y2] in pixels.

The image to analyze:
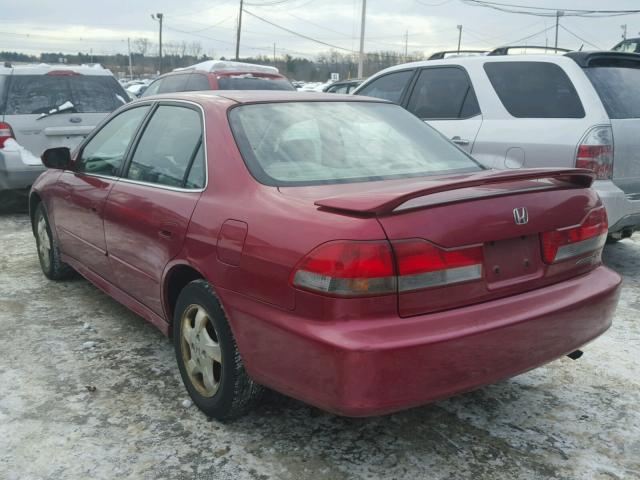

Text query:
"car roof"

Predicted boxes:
[[0, 63, 114, 76], [139, 90, 388, 105]]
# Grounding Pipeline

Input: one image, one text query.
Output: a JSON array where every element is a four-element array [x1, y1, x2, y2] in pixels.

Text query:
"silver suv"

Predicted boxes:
[[0, 63, 128, 191], [354, 51, 640, 239]]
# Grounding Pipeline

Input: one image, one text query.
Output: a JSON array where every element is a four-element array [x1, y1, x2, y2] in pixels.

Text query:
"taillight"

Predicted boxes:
[[541, 208, 608, 264], [576, 126, 613, 180], [393, 240, 483, 292], [290, 240, 396, 297], [0, 122, 15, 148], [290, 239, 484, 297]]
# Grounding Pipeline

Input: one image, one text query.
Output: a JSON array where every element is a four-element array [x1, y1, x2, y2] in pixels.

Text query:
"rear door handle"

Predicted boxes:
[[451, 136, 470, 146], [159, 229, 173, 239]]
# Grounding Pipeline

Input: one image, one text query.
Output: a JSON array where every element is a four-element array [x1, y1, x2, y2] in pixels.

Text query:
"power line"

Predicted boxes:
[[243, 9, 356, 52], [462, 0, 640, 17], [559, 25, 602, 50]]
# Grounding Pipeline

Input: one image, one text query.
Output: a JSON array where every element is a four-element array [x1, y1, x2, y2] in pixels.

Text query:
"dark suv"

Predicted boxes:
[[142, 61, 294, 97]]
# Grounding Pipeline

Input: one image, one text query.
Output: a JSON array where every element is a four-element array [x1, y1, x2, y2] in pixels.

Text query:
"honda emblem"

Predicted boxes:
[[513, 207, 529, 225]]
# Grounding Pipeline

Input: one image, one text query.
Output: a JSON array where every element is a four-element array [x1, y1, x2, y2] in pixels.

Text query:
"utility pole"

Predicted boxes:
[[127, 37, 133, 79], [151, 13, 164, 73], [457, 25, 463, 53], [554, 10, 563, 52], [621, 24, 628, 40], [236, 0, 244, 61], [404, 30, 409, 62], [357, 0, 367, 79]]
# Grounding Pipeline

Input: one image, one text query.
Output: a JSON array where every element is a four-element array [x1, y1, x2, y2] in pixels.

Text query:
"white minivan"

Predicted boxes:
[[354, 51, 640, 240]]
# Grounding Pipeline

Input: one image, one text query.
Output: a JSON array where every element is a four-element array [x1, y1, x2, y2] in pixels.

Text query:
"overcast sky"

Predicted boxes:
[[1, 0, 639, 59]]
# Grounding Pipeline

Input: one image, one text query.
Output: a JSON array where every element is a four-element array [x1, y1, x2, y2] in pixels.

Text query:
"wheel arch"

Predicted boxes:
[[29, 191, 43, 235], [163, 262, 206, 335]]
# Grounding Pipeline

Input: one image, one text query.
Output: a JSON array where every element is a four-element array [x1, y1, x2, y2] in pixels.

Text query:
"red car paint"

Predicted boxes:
[[31, 91, 621, 417]]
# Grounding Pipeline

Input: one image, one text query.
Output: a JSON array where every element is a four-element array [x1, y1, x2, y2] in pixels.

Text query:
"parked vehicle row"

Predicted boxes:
[[31, 90, 621, 419], [354, 51, 640, 239]]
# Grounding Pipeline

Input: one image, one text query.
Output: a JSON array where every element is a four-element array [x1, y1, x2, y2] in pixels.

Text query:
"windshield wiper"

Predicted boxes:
[[36, 101, 75, 120]]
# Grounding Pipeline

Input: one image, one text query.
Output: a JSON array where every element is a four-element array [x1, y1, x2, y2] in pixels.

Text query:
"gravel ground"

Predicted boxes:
[[0, 193, 639, 480]]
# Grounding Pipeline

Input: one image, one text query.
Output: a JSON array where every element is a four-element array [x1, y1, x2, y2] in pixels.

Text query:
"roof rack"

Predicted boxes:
[[428, 50, 488, 60], [174, 60, 279, 75], [488, 46, 571, 56]]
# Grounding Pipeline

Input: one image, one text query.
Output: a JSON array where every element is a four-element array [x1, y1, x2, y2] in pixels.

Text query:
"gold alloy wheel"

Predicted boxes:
[[180, 304, 223, 397], [36, 214, 51, 271]]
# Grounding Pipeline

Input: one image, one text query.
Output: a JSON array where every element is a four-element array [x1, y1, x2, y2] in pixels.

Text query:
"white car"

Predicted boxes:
[[354, 50, 640, 239], [0, 63, 128, 191]]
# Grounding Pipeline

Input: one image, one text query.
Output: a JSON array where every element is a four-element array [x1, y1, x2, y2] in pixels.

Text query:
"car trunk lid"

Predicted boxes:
[[283, 168, 604, 317]]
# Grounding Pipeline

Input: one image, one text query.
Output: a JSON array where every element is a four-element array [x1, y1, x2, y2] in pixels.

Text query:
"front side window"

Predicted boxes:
[[229, 101, 483, 186], [484, 62, 585, 118], [356, 70, 414, 104], [157, 74, 190, 94], [407, 67, 480, 119], [612, 40, 640, 53], [126, 105, 204, 188], [77, 106, 150, 176]]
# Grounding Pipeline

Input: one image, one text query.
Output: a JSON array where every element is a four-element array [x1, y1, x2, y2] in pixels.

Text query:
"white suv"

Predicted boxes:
[[354, 51, 640, 239], [0, 63, 128, 191]]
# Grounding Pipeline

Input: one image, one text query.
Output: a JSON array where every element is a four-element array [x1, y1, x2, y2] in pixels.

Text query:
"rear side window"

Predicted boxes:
[[142, 79, 161, 97], [3, 75, 127, 115], [127, 105, 204, 189], [584, 66, 640, 119], [216, 75, 294, 91], [357, 70, 413, 104], [407, 67, 480, 119], [185, 73, 211, 91], [484, 62, 585, 118]]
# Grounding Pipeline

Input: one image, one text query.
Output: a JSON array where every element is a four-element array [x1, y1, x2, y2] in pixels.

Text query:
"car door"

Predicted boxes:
[[404, 66, 482, 153], [54, 105, 151, 278], [103, 102, 206, 315]]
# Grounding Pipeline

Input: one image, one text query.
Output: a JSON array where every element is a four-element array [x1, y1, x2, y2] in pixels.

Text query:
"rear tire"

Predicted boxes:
[[33, 203, 73, 280], [173, 279, 263, 420]]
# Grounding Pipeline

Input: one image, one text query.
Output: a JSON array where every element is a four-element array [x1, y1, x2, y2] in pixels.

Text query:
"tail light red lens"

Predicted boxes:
[[291, 240, 396, 297], [0, 122, 14, 148], [291, 239, 484, 297], [392, 240, 483, 292], [541, 208, 608, 264], [576, 126, 613, 180]]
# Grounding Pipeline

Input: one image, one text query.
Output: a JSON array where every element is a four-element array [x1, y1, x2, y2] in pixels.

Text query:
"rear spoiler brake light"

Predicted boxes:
[[314, 168, 595, 216]]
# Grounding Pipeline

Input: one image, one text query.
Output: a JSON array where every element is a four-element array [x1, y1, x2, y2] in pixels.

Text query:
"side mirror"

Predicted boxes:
[[41, 147, 71, 170]]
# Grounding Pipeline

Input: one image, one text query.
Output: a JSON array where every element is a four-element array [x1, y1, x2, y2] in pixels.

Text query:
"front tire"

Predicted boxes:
[[33, 203, 73, 280], [173, 280, 263, 420]]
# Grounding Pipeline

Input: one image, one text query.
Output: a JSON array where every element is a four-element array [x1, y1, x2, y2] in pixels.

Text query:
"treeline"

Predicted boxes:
[[0, 47, 426, 81]]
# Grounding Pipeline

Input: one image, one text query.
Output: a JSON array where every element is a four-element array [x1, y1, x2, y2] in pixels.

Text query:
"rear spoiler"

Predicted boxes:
[[314, 168, 595, 216], [565, 51, 640, 68]]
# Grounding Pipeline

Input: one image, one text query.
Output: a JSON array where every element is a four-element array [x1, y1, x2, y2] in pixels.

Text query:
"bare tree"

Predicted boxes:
[[188, 41, 203, 58], [134, 37, 151, 57]]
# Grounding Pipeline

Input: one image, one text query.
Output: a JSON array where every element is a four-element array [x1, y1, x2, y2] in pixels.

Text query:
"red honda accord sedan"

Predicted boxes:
[[30, 91, 621, 419]]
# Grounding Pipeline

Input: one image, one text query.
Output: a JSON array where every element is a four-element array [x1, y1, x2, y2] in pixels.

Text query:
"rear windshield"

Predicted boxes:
[[1, 74, 127, 115], [217, 75, 294, 91], [229, 101, 483, 187], [584, 66, 640, 119], [484, 61, 585, 118]]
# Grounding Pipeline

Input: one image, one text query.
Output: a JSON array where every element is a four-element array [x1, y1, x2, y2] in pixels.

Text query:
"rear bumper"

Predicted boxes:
[[594, 180, 640, 233], [221, 266, 621, 417], [0, 150, 45, 191]]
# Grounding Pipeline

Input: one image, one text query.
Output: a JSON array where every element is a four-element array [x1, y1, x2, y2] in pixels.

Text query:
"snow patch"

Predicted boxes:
[[1, 138, 42, 166]]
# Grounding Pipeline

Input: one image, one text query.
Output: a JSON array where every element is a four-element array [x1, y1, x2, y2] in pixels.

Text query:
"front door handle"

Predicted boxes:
[[451, 136, 470, 146]]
